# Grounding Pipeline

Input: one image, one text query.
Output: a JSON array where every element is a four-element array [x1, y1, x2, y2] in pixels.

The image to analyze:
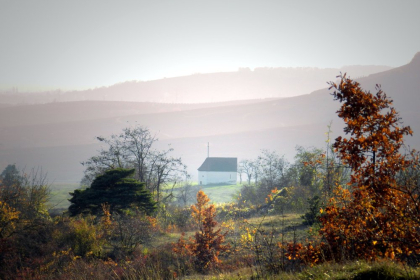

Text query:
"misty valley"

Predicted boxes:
[[1, 53, 420, 279]]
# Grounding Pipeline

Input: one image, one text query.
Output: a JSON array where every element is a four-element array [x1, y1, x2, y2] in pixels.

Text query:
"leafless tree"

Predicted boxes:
[[177, 182, 196, 207], [257, 150, 289, 190], [81, 126, 187, 202], [239, 159, 255, 185]]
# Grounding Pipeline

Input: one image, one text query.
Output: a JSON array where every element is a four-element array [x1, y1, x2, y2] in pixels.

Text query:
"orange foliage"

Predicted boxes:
[[173, 190, 230, 272], [299, 74, 420, 264]]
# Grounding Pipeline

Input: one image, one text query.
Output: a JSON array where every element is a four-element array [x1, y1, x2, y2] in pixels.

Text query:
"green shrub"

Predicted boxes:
[[301, 195, 321, 226], [62, 216, 104, 257]]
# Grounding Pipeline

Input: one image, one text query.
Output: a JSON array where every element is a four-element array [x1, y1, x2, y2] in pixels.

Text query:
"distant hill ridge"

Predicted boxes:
[[0, 65, 391, 105], [410, 51, 420, 64], [1, 53, 419, 183]]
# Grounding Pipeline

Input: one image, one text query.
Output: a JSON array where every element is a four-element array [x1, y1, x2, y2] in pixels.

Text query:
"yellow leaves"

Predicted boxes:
[[385, 250, 395, 260], [241, 233, 253, 244], [0, 200, 20, 222], [0, 200, 20, 238], [240, 227, 257, 245], [102, 258, 118, 267], [220, 220, 235, 232], [53, 248, 71, 257]]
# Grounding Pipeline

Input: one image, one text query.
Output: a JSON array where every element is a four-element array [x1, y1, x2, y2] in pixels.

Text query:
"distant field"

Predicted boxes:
[[199, 183, 242, 204], [166, 183, 243, 205], [49, 182, 80, 209], [49, 182, 243, 210]]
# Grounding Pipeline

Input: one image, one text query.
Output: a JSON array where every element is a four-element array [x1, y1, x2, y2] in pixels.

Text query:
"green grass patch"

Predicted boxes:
[[199, 184, 242, 203], [296, 259, 420, 280], [241, 213, 309, 243], [48, 182, 80, 209], [182, 259, 420, 279], [161, 181, 199, 190], [49, 181, 242, 211]]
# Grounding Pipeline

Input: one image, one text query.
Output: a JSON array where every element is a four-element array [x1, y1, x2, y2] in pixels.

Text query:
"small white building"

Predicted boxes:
[[198, 157, 237, 185]]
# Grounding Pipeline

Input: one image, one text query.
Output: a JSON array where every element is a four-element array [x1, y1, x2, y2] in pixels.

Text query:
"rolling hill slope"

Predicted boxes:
[[0, 65, 391, 105], [0, 54, 418, 183]]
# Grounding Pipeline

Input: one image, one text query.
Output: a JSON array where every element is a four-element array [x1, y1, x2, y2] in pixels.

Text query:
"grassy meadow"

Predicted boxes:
[[179, 260, 420, 280], [49, 182, 81, 209], [198, 183, 242, 203], [49, 182, 243, 212]]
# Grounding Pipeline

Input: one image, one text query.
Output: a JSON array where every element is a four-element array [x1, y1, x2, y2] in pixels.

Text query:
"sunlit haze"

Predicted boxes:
[[1, 0, 419, 90], [1, 0, 420, 185], [2, 1, 420, 275]]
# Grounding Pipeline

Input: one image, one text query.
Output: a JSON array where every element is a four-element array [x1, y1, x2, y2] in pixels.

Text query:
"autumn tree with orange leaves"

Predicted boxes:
[[173, 190, 230, 272], [299, 74, 420, 264]]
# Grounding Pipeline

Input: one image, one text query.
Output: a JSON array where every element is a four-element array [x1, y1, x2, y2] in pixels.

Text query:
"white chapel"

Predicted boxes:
[[197, 157, 237, 185]]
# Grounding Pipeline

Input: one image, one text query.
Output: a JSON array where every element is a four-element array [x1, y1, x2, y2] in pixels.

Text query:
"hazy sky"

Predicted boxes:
[[1, 0, 419, 90]]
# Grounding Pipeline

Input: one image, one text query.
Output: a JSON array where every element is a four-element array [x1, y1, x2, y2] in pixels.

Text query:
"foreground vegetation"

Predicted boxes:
[[1, 75, 420, 279], [192, 260, 420, 280]]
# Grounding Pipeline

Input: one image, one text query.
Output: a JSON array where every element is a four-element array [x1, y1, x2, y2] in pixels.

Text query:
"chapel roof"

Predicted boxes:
[[198, 157, 237, 172]]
